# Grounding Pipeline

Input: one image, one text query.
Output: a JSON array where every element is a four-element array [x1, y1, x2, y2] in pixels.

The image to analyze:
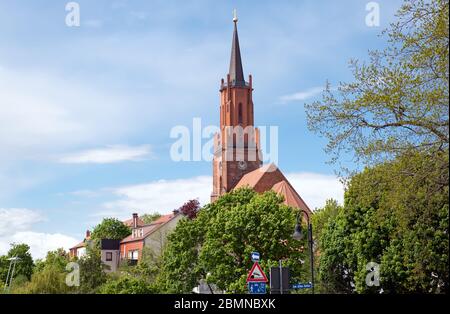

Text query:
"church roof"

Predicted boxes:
[[234, 163, 312, 215], [229, 20, 246, 87], [271, 180, 311, 214]]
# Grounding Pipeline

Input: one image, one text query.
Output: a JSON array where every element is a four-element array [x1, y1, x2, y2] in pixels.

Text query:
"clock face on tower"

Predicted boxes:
[[238, 160, 247, 170]]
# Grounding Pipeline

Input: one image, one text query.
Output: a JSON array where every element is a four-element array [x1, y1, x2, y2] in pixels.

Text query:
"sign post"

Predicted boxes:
[[246, 254, 267, 294]]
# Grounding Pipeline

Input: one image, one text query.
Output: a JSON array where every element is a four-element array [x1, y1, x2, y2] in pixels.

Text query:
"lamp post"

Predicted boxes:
[[4, 256, 20, 293], [292, 210, 314, 294]]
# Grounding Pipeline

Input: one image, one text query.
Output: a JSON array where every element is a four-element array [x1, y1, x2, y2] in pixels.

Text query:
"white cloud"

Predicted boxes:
[[58, 144, 153, 164], [93, 171, 343, 219], [0, 208, 77, 259], [0, 232, 78, 260], [279, 86, 324, 103], [98, 176, 211, 219], [0, 66, 135, 161], [0, 208, 43, 237], [285, 172, 344, 210]]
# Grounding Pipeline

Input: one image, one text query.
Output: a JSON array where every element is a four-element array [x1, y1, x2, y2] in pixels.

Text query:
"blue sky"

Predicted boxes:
[[0, 0, 404, 258]]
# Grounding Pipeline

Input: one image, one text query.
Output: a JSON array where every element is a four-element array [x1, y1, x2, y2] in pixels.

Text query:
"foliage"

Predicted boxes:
[[0, 243, 34, 285], [91, 218, 131, 241], [12, 263, 71, 294], [12, 249, 71, 294], [157, 188, 308, 293], [312, 199, 343, 246], [305, 0, 449, 171], [77, 248, 107, 293], [317, 151, 448, 293], [99, 275, 156, 294], [178, 199, 201, 219], [141, 213, 162, 224], [34, 248, 69, 273]]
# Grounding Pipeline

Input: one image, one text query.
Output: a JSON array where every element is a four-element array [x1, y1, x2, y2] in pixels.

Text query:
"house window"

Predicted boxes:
[[106, 252, 112, 261], [128, 250, 139, 260]]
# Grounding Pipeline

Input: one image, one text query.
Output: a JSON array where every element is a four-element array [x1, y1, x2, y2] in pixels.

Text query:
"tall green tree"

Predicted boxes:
[[77, 248, 107, 293], [91, 218, 131, 241], [318, 151, 448, 293], [305, 0, 448, 170], [157, 188, 308, 293]]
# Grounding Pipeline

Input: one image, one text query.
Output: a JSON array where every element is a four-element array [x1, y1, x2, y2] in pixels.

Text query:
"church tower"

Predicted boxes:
[[211, 14, 262, 202]]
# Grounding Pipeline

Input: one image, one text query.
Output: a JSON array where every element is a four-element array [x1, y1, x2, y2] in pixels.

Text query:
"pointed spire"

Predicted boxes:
[[229, 10, 245, 87]]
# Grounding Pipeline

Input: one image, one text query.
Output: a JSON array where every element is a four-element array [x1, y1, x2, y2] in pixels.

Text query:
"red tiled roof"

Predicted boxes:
[[271, 180, 312, 215], [234, 163, 278, 190], [234, 163, 312, 215], [120, 213, 177, 244], [123, 217, 145, 227]]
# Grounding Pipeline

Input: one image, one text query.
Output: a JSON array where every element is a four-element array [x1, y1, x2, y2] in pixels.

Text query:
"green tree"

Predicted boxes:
[[318, 151, 448, 293], [13, 263, 70, 294], [91, 218, 131, 241], [34, 248, 69, 273], [12, 249, 72, 294], [157, 188, 308, 293], [0, 244, 34, 284], [99, 275, 156, 294], [141, 213, 162, 224], [305, 0, 448, 170], [77, 248, 107, 293], [311, 199, 344, 293]]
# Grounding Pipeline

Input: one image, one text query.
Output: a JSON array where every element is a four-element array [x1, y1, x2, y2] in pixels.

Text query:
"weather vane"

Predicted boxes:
[[233, 9, 238, 23]]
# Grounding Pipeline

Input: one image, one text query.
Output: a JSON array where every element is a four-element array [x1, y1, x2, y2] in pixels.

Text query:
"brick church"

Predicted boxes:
[[211, 17, 311, 213], [211, 15, 312, 217]]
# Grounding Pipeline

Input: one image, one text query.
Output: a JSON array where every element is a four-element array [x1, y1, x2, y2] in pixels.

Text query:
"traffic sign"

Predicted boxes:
[[292, 283, 313, 289], [246, 262, 268, 283], [251, 252, 260, 262], [248, 281, 266, 294]]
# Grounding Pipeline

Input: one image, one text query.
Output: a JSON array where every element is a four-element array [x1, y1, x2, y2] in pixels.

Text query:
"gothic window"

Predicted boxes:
[[238, 103, 243, 125]]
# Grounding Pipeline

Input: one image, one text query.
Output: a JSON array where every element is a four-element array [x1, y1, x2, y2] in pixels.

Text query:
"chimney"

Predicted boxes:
[[132, 213, 138, 228], [86, 230, 91, 238]]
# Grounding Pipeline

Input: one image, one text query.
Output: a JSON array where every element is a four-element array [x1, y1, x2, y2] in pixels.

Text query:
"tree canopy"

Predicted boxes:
[[91, 218, 131, 241], [316, 151, 448, 293], [305, 0, 449, 170], [157, 188, 309, 293]]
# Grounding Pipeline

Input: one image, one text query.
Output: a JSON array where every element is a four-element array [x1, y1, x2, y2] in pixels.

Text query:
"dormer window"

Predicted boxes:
[[132, 228, 143, 238]]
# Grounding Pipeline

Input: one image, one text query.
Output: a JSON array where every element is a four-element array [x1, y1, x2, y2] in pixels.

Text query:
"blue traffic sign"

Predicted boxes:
[[251, 252, 260, 262], [292, 283, 313, 289], [248, 281, 266, 294]]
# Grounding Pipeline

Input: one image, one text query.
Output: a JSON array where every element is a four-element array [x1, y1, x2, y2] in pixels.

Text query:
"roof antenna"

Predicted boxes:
[[233, 8, 238, 24]]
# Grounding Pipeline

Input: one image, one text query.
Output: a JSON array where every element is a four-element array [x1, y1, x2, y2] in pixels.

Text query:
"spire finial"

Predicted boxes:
[[233, 9, 238, 23]]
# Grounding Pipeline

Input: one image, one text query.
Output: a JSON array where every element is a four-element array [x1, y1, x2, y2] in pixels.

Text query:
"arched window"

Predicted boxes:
[[238, 103, 243, 125]]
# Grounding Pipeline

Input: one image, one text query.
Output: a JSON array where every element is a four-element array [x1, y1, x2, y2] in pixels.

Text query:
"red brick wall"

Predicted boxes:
[[120, 241, 144, 260]]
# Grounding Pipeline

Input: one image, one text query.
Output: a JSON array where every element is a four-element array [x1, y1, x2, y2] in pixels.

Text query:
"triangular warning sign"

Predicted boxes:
[[246, 262, 268, 282]]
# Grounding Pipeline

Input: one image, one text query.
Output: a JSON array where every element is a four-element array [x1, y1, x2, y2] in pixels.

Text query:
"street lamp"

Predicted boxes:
[[292, 210, 315, 294], [4, 256, 20, 293]]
